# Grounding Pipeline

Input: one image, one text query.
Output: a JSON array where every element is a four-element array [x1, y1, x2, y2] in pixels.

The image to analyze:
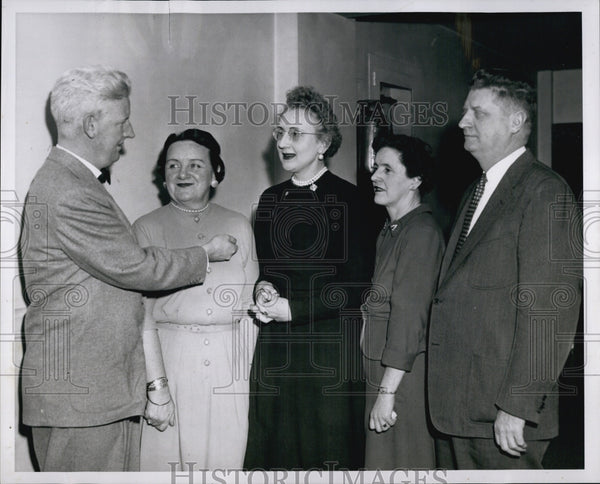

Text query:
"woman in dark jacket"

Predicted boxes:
[[245, 86, 367, 470], [361, 133, 444, 468]]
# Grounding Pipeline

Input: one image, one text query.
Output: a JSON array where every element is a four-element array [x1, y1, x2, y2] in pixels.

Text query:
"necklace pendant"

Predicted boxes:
[[194, 216, 200, 223], [310, 183, 317, 191]]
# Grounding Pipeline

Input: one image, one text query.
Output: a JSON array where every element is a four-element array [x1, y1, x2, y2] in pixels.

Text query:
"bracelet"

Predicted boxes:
[[148, 396, 172, 406], [147, 376, 168, 392], [378, 386, 396, 395]]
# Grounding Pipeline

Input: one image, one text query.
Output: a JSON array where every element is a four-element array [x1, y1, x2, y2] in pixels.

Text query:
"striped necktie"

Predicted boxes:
[[454, 173, 487, 256]]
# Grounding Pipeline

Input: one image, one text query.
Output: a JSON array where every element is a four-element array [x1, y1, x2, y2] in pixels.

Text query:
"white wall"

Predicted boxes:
[[10, 11, 361, 471], [298, 13, 357, 184], [9, 11, 480, 471], [13, 11, 278, 471], [16, 13, 276, 224]]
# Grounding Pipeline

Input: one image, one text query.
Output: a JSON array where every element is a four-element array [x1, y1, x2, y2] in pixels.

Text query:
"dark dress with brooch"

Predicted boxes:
[[244, 170, 368, 470], [361, 204, 444, 469]]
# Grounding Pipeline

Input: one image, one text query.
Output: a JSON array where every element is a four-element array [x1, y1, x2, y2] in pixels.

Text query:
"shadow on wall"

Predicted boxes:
[[45, 96, 58, 146], [262, 136, 285, 188], [152, 153, 171, 207], [247, 137, 283, 223], [431, 125, 481, 240]]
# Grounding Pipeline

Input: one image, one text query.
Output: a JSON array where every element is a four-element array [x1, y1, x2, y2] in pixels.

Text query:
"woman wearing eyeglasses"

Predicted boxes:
[[244, 86, 367, 470]]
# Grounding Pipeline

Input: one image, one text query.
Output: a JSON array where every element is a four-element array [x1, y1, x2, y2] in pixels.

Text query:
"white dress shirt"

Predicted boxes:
[[468, 146, 526, 234], [56, 144, 102, 178]]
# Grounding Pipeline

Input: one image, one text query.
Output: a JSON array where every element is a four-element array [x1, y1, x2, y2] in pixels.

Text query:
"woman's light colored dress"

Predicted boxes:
[[134, 203, 258, 471]]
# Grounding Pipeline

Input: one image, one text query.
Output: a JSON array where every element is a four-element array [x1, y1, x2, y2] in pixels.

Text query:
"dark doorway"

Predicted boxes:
[[542, 121, 584, 469], [552, 123, 583, 199]]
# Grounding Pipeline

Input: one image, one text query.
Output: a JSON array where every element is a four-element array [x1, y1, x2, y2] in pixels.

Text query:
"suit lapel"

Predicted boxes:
[[438, 150, 535, 289], [438, 183, 475, 282], [48, 147, 134, 234]]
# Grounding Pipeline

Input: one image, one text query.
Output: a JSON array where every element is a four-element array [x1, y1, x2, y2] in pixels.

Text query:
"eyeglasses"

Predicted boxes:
[[272, 127, 320, 143]]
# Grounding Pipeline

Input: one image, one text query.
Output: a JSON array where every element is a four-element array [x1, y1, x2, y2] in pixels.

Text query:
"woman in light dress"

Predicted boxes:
[[135, 129, 258, 470]]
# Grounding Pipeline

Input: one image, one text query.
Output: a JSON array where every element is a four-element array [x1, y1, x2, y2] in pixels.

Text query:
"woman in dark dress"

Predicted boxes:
[[244, 86, 367, 470], [361, 133, 444, 468]]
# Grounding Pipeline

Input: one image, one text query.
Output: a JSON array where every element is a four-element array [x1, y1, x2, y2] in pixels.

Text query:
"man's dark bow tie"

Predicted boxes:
[[97, 168, 111, 184]]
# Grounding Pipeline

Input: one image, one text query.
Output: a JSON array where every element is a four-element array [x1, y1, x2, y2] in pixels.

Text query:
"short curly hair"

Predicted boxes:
[[372, 133, 434, 196], [470, 68, 536, 132], [284, 86, 342, 159], [155, 129, 225, 185]]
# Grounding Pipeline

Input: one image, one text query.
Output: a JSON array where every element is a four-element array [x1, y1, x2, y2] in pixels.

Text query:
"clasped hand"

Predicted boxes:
[[144, 392, 175, 432], [369, 393, 397, 433], [249, 281, 291, 323]]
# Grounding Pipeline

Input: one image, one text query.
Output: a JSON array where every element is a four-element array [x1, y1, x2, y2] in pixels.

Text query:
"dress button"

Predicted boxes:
[[206, 308, 213, 315], [433, 297, 440, 304], [197, 233, 205, 240], [207, 287, 213, 295], [204, 339, 210, 345], [204, 360, 211, 366]]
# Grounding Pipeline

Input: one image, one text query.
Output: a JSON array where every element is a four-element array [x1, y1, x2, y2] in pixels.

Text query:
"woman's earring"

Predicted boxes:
[[210, 180, 218, 188], [318, 153, 324, 161], [162, 181, 167, 188]]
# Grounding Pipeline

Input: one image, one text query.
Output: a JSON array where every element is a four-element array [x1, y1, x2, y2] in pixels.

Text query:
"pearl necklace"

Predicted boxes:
[[291, 167, 328, 191], [170, 201, 209, 223]]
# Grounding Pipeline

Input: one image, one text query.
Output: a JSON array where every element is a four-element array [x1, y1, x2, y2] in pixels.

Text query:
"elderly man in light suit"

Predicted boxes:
[[21, 66, 238, 472], [428, 69, 581, 469]]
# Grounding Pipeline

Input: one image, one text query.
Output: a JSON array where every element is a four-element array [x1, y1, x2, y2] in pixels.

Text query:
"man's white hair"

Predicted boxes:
[[50, 66, 131, 138]]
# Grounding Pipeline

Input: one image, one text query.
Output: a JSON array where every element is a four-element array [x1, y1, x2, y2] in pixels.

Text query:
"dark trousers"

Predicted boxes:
[[32, 417, 141, 472], [435, 434, 550, 470]]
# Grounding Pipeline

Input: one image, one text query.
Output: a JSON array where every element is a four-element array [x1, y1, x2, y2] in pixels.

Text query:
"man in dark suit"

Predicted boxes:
[[428, 69, 581, 469], [21, 66, 238, 471]]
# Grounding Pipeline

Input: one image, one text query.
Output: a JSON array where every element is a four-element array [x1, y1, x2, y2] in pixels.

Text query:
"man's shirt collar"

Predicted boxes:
[[56, 144, 102, 179]]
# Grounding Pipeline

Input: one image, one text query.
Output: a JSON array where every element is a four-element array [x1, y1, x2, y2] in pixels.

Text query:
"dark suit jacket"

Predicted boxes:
[[361, 205, 444, 371], [21, 147, 208, 427], [428, 150, 581, 440]]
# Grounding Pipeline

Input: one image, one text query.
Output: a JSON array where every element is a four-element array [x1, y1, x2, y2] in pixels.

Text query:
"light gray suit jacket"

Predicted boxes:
[[21, 147, 208, 427], [428, 150, 582, 440]]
